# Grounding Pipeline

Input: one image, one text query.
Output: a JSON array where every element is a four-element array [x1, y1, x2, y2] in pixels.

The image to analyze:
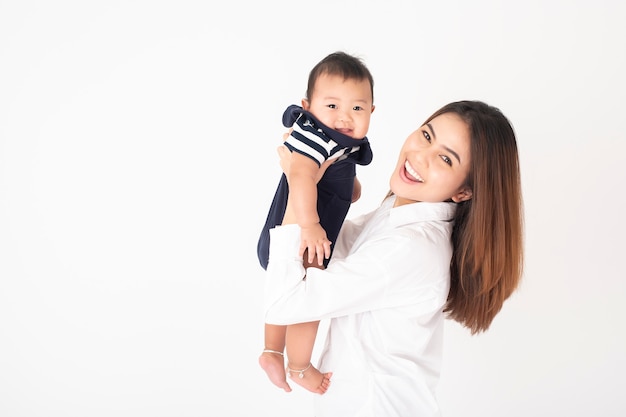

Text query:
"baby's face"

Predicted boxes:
[[303, 73, 374, 139]]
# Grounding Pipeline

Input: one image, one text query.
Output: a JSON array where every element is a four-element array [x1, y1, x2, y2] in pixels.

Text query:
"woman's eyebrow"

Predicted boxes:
[[426, 122, 462, 164]]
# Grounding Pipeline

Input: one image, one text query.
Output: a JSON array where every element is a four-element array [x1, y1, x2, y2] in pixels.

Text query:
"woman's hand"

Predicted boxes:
[[277, 143, 333, 183], [277, 144, 292, 178]]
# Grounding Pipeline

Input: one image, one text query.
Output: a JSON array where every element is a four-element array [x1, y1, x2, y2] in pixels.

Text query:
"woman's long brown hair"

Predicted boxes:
[[387, 101, 524, 334], [431, 101, 524, 334]]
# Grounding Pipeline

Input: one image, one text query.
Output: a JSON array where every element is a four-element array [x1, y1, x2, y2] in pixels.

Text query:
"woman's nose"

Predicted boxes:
[[415, 149, 433, 167]]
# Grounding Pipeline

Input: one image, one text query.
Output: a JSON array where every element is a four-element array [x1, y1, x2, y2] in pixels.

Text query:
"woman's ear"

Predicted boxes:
[[451, 187, 472, 203]]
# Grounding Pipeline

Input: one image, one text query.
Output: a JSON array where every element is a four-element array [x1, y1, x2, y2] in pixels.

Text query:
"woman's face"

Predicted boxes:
[[390, 112, 473, 207]]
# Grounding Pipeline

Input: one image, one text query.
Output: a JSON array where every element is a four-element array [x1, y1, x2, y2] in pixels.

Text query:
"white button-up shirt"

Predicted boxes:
[[264, 196, 456, 417]]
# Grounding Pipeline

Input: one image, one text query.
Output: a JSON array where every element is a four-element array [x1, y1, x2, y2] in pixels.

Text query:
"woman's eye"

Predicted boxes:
[[440, 155, 452, 166], [422, 130, 431, 142]]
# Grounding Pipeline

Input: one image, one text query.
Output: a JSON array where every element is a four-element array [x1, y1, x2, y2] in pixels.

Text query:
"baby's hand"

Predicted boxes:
[[299, 223, 332, 267]]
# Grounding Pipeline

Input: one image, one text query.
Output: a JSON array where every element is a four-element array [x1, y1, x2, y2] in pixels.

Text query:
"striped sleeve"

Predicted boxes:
[[284, 122, 342, 166]]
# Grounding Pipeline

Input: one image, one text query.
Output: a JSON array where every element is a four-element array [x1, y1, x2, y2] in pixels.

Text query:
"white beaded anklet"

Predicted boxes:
[[286, 363, 312, 379], [262, 349, 284, 356]]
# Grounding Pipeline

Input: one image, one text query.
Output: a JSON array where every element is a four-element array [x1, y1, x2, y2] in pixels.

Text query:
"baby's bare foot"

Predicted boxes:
[[259, 350, 291, 392], [287, 363, 332, 394]]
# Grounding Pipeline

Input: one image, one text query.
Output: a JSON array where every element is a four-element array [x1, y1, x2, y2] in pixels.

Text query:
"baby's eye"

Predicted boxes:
[[422, 130, 431, 142], [440, 155, 452, 166], [353, 105, 363, 111], [327, 104, 337, 109]]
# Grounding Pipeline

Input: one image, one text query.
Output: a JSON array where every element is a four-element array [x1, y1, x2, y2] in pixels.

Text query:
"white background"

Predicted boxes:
[[1, 1, 625, 416]]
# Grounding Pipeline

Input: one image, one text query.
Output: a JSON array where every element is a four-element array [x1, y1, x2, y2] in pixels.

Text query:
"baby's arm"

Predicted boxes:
[[352, 177, 362, 203], [285, 151, 331, 267]]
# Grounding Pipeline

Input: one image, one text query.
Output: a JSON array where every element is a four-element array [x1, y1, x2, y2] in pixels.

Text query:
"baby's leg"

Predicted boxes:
[[285, 321, 332, 394], [259, 323, 291, 392], [286, 360, 333, 394]]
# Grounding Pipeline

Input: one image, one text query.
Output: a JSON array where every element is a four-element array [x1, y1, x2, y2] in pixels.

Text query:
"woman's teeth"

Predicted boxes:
[[404, 161, 424, 182]]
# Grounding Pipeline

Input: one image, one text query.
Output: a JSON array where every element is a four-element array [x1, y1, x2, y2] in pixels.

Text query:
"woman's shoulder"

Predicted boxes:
[[393, 219, 453, 253]]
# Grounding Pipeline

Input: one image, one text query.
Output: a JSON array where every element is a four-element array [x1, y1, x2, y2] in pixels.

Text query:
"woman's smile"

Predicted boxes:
[[390, 113, 472, 205], [403, 160, 424, 182]]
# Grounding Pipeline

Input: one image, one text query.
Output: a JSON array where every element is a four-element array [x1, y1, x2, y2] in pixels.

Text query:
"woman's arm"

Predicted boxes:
[[264, 222, 452, 325]]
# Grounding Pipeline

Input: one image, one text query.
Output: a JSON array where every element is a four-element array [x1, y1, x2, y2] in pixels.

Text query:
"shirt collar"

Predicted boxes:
[[384, 195, 457, 227]]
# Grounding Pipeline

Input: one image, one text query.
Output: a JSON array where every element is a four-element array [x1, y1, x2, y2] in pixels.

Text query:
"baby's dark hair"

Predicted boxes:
[[306, 51, 374, 102]]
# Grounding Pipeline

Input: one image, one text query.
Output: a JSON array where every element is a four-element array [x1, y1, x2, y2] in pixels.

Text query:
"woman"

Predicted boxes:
[[261, 100, 524, 416]]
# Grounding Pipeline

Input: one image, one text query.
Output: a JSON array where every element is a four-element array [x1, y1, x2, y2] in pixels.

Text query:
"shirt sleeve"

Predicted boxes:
[[284, 123, 335, 167], [264, 221, 452, 325], [328, 211, 370, 260]]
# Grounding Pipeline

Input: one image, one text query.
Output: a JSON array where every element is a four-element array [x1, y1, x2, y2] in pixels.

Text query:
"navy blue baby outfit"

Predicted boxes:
[[257, 105, 373, 270]]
